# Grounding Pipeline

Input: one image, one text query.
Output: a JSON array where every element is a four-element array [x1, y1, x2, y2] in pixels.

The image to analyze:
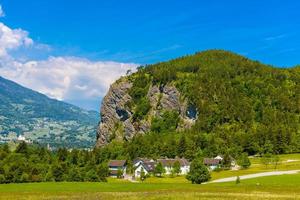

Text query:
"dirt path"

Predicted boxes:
[[209, 169, 300, 183]]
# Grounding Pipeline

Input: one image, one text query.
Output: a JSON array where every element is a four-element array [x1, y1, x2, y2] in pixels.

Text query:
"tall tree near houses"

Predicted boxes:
[[154, 162, 165, 177], [172, 161, 181, 176], [178, 134, 187, 158]]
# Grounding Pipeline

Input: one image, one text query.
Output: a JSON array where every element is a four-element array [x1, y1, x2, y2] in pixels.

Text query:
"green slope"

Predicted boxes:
[[0, 76, 99, 148], [111, 50, 300, 157]]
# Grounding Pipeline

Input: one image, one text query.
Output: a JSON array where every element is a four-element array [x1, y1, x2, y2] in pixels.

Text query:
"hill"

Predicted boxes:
[[96, 50, 300, 158], [0, 76, 99, 148]]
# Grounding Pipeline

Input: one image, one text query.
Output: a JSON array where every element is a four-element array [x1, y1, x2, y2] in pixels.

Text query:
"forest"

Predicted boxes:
[[126, 50, 300, 156]]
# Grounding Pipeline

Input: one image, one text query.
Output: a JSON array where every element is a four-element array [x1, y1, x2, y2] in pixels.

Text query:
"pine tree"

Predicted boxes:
[[178, 135, 187, 158]]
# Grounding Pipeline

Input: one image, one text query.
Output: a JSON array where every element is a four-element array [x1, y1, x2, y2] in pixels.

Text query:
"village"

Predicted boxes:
[[108, 155, 237, 180]]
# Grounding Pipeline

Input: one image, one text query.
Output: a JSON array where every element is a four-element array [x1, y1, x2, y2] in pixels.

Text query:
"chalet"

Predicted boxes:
[[108, 160, 127, 178], [157, 158, 190, 175], [203, 158, 221, 170], [133, 158, 156, 178]]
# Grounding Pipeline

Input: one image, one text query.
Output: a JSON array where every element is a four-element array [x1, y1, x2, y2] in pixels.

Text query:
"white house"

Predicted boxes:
[[157, 158, 190, 175], [133, 159, 156, 178], [214, 155, 223, 161], [108, 160, 127, 178], [17, 135, 32, 143]]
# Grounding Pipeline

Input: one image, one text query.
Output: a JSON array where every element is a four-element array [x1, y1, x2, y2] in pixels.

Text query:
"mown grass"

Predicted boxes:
[[211, 153, 300, 180], [1, 174, 300, 199]]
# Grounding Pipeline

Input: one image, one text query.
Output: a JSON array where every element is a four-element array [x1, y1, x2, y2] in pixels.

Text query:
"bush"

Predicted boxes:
[[132, 98, 151, 121], [151, 110, 179, 133], [154, 162, 165, 177], [85, 169, 99, 182], [186, 158, 211, 184], [0, 174, 5, 183], [44, 172, 54, 182], [237, 153, 251, 169], [67, 167, 83, 182], [51, 164, 64, 182], [20, 173, 29, 183]]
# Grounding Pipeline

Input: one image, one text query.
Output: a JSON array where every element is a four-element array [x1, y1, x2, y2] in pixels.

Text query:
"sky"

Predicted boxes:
[[0, 0, 299, 111]]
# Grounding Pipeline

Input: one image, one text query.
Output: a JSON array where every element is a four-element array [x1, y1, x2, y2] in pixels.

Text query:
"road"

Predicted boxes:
[[209, 169, 300, 183]]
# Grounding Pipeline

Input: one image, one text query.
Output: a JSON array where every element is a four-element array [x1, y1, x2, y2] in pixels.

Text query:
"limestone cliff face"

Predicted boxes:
[[96, 78, 197, 147]]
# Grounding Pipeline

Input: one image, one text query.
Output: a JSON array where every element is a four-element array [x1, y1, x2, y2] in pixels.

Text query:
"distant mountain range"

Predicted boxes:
[[0, 76, 99, 148]]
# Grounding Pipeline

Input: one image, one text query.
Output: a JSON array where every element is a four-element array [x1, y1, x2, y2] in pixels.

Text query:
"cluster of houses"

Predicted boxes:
[[108, 155, 234, 178]]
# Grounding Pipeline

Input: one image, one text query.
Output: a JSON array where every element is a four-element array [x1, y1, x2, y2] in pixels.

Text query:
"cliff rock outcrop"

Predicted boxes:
[[96, 79, 196, 147]]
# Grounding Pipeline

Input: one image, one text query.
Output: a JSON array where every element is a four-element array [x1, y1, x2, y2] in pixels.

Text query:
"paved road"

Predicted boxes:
[[210, 170, 300, 183]]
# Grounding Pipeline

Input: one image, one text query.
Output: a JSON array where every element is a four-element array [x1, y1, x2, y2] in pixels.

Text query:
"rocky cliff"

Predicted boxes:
[[96, 77, 196, 147]]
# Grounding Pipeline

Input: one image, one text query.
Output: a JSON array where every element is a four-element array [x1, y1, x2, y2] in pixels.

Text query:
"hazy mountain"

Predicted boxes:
[[0, 76, 99, 148]]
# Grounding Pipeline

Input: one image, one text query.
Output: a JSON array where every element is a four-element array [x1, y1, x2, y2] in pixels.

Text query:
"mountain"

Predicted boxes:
[[0, 76, 99, 148], [96, 50, 300, 156]]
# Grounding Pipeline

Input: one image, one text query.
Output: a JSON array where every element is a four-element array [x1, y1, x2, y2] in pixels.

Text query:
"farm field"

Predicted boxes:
[[0, 173, 300, 200]]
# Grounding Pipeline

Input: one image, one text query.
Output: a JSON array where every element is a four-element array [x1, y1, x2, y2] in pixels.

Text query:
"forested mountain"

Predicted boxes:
[[96, 50, 300, 159], [0, 76, 98, 148]]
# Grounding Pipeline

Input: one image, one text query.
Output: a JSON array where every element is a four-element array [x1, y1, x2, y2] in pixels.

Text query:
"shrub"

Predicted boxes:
[[0, 174, 5, 184], [186, 158, 211, 184], [237, 153, 251, 169]]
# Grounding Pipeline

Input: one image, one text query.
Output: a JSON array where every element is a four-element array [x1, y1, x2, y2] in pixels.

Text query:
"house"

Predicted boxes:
[[108, 160, 127, 178], [17, 135, 32, 144], [203, 158, 221, 170], [157, 158, 190, 175], [133, 158, 156, 178], [214, 155, 223, 161]]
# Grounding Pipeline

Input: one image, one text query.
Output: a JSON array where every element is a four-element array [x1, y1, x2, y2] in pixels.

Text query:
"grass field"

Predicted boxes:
[[1, 174, 300, 199], [210, 153, 300, 180], [0, 153, 299, 200]]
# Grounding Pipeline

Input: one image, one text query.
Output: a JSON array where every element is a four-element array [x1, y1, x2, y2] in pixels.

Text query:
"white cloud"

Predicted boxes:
[[0, 5, 5, 17], [0, 21, 138, 110], [0, 22, 33, 58], [1, 56, 137, 107]]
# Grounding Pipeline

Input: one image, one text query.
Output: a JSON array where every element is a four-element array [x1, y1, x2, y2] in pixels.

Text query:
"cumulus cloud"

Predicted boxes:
[[0, 22, 33, 58], [0, 22, 138, 110], [1, 56, 137, 110]]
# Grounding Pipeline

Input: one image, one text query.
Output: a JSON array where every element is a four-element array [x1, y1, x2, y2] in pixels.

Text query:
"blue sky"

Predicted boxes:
[[0, 0, 300, 110]]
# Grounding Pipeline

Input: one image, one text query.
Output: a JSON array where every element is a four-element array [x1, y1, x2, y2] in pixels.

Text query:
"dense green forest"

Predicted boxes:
[[125, 50, 300, 156], [0, 143, 109, 183]]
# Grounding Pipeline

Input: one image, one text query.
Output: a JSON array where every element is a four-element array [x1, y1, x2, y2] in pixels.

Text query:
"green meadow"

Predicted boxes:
[[0, 174, 300, 200], [0, 153, 300, 200]]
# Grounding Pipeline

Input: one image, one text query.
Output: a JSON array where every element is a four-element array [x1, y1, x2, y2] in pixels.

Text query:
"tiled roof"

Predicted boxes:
[[141, 161, 156, 172], [203, 158, 221, 165], [133, 158, 153, 165], [108, 160, 126, 167], [157, 158, 190, 167]]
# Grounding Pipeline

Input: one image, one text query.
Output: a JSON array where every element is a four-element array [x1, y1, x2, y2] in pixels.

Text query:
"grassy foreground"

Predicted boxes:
[[0, 154, 299, 199], [0, 173, 300, 200]]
